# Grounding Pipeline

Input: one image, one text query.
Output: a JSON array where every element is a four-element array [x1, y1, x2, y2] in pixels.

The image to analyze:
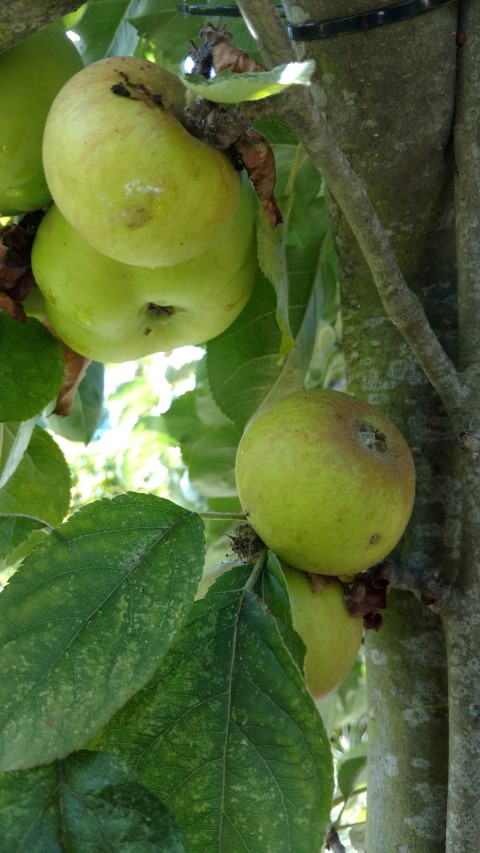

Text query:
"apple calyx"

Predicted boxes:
[[229, 523, 264, 562], [146, 303, 174, 317], [357, 422, 388, 454]]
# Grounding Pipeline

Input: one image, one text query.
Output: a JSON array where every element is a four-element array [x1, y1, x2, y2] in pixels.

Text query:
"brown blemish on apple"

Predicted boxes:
[[111, 71, 164, 112]]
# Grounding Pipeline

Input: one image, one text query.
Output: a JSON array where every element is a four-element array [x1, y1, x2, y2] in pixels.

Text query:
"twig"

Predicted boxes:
[[325, 825, 346, 853], [235, 0, 465, 417]]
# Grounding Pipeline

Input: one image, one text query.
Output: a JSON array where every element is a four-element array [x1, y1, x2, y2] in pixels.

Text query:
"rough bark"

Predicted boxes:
[[238, 0, 461, 849], [0, 0, 82, 52], [283, 5, 457, 849]]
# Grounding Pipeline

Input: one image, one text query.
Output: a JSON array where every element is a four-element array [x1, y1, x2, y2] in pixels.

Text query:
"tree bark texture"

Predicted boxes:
[[0, 1, 82, 52], [281, 2, 459, 851]]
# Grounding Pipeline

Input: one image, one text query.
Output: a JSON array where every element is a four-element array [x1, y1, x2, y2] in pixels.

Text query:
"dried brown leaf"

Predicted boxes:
[[234, 129, 282, 227], [53, 344, 91, 417], [212, 41, 265, 75], [43, 319, 91, 417], [0, 293, 26, 322]]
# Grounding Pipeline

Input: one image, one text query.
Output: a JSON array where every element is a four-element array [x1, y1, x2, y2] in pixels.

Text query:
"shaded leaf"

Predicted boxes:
[[97, 565, 333, 853], [0, 493, 205, 771], [337, 742, 368, 801], [207, 253, 321, 429], [256, 215, 293, 354], [188, 423, 242, 497], [0, 750, 186, 852], [47, 361, 106, 445], [0, 427, 71, 527], [73, 0, 141, 64], [0, 314, 64, 422], [0, 514, 50, 563]]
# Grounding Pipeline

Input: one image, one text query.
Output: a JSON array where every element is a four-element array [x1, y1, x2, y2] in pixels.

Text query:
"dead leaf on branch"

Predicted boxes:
[[190, 23, 266, 78], [189, 24, 281, 228], [343, 562, 391, 630], [234, 128, 283, 227], [45, 320, 91, 417], [0, 292, 26, 322], [0, 211, 43, 302]]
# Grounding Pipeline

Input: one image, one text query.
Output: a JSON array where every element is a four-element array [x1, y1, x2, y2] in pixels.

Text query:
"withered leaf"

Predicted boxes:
[[0, 212, 43, 300], [234, 128, 282, 228], [344, 562, 391, 631], [0, 292, 26, 323], [200, 23, 266, 75], [44, 321, 91, 417]]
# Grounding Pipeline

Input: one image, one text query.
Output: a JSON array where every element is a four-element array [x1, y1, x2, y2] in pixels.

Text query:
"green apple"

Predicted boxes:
[[235, 389, 415, 575], [42, 55, 241, 268], [31, 180, 257, 362], [282, 564, 363, 698], [0, 24, 83, 216]]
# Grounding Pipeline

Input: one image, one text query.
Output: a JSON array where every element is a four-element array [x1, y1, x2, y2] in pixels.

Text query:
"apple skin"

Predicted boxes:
[[282, 564, 363, 698], [0, 24, 83, 216], [235, 389, 415, 575], [42, 55, 240, 268], [31, 180, 257, 362]]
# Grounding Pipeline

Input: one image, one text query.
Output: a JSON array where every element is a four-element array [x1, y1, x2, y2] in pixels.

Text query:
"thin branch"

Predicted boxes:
[[235, 0, 465, 417], [454, 0, 480, 372]]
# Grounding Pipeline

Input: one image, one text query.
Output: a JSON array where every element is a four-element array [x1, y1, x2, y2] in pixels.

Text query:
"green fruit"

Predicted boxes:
[[31, 180, 257, 362], [0, 24, 83, 216], [282, 564, 363, 698], [42, 55, 241, 268], [235, 389, 415, 575]]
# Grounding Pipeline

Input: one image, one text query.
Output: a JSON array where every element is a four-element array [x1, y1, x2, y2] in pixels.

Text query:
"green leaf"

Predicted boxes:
[[0, 315, 64, 422], [0, 514, 50, 562], [0, 493, 205, 771], [182, 61, 315, 104], [207, 255, 322, 429], [188, 423, 242, 497], [0, 427, 71, 527], [97, 567, 334, 853], [0, 750, 186, 852], [337, 742, 368, 801], [73, 0, 141, 64], [207, 139, 334, 428], [46, 361, 106, 445], [0, 419, 36, 490], [256, 215, 294, 355]]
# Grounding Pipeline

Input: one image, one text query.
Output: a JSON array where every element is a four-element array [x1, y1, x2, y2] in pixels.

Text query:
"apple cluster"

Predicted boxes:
[[235, 388, 416, 696], [1, 29, 258, 362]]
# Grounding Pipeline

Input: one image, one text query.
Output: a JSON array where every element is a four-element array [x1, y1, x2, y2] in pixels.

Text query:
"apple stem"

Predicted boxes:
[[245, 547, 268, 591], [198, 511, 247, 521]]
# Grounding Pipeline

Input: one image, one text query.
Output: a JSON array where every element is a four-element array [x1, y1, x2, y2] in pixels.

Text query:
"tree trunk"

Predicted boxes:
[[281, 2, 459, 850]]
